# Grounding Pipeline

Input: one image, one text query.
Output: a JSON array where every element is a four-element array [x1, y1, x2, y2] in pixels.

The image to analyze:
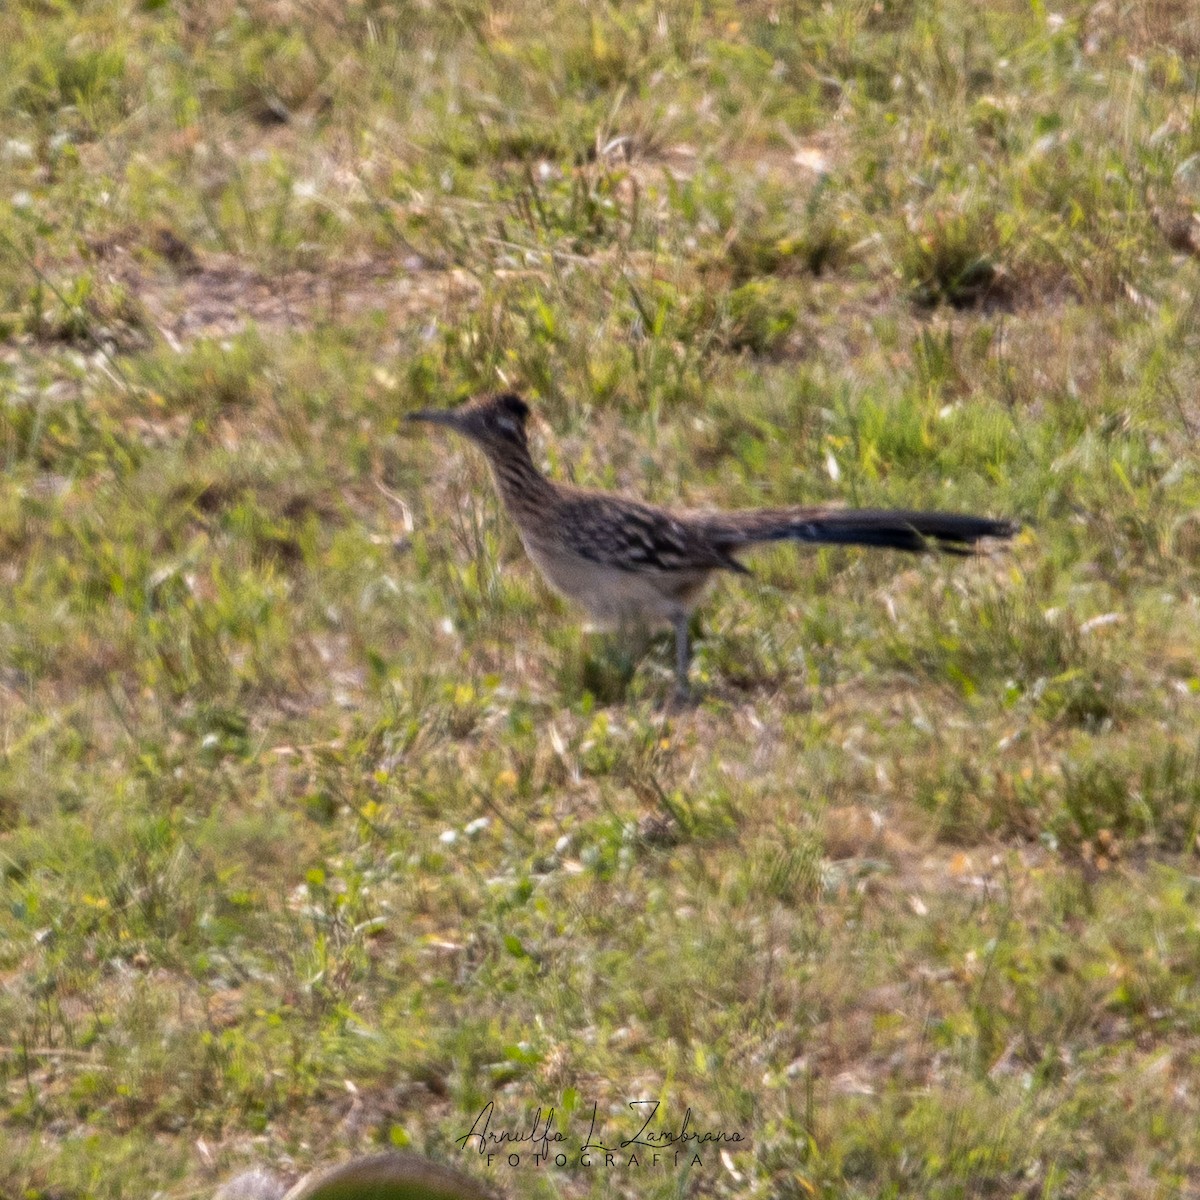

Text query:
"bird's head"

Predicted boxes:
[[407, 392, 531, 453]]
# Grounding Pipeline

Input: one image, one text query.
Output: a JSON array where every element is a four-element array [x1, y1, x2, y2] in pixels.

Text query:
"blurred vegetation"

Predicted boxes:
[[3, 0, 1200, 1197]]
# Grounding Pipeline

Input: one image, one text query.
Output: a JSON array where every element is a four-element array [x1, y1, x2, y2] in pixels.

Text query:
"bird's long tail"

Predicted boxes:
[[705, 507, 1018, 557]]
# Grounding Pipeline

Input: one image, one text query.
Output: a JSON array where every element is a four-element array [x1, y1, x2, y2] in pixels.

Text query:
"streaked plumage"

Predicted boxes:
[[409, 392, 1017, 694]]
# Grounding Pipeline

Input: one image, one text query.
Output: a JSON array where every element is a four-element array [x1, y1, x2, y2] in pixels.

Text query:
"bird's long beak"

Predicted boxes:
[[406, 408, 462, 429]]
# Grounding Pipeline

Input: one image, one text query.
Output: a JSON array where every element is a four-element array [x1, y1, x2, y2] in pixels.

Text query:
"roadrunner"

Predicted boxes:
[[409, 392, 1017, 694]]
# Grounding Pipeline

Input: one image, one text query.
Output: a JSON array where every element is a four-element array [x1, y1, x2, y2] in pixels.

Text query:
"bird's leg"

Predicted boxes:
[[672, 611, 691, 702]]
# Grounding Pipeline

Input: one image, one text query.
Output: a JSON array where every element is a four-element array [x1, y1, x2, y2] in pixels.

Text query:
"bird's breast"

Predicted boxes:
[[519, 536, 713, 628]]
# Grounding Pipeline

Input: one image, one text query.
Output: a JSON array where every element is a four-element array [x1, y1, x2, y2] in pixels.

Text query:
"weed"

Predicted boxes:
[[2, 2, 1200, 1197]]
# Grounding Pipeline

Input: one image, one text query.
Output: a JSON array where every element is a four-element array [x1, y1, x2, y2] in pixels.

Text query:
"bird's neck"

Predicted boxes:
[[480, 438, 559, 521]]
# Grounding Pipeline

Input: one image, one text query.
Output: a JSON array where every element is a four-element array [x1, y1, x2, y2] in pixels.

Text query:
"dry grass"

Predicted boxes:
[[3, 1, 1200, 1198]]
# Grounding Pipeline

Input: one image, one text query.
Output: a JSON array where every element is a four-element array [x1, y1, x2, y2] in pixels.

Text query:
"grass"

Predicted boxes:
[[3, 1, 1200, 1197]]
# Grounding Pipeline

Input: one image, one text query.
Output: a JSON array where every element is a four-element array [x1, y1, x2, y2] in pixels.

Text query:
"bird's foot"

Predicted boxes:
[[665, 681, 698, 712]]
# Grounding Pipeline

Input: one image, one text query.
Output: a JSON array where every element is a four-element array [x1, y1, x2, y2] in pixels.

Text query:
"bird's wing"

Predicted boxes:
[[555, 495, 747, 573]]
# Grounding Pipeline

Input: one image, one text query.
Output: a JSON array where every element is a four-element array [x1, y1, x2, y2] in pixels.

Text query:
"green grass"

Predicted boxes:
[[4, 1, 1200, 1197]]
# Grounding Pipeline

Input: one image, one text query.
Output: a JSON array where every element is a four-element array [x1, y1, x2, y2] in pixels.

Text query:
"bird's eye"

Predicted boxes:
[[495, 415, 517, 434]]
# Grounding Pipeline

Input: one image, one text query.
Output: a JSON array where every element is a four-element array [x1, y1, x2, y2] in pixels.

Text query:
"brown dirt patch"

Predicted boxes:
[[90, 231, 480, 344]]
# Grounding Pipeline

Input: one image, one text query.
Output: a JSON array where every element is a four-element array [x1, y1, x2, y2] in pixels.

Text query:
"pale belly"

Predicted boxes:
[[521, 538, 713, 629]]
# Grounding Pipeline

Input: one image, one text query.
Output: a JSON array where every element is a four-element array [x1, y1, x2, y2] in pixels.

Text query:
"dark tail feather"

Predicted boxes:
[[793, 509, 1018, 553], [710, 507, 1019, 555]]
